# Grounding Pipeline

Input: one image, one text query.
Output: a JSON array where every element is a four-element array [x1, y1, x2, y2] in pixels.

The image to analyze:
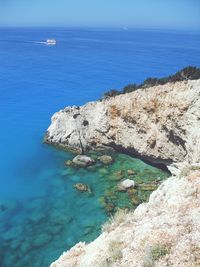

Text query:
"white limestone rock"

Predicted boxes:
[[72, 155, 95, 167], [118, 179, 135, 191], [45, 80, 200, 166]]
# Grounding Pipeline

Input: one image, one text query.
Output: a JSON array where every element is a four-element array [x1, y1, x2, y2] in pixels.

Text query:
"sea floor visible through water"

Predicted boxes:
[[0, 27, 199, 267], [0, 148, 169, 267]]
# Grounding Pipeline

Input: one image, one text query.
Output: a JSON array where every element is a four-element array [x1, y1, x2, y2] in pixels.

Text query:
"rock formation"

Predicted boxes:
[[46, 79, 200, 267], [45, 80, 200, 167]]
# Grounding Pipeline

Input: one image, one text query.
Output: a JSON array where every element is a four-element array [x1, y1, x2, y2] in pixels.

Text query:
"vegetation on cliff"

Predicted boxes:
[[104, 66, 200, 98]]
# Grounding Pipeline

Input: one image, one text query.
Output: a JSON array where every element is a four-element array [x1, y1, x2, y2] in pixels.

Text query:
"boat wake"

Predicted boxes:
[[34, 39, 57, 45]]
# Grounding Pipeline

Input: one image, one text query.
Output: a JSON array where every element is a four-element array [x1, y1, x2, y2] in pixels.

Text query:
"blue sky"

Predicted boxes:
[[0, 0, 199, 29]]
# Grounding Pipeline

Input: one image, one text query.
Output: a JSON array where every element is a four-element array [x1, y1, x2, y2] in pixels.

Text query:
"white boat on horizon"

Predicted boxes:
[[46, 39, 57, 45]]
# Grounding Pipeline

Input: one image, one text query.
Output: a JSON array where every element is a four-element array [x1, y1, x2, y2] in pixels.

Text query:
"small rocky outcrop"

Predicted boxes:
[[118, 179, 135, 191], [72, 155, 95, 167], [98, 155, 113, 165], [127, 169, 136, 176], [74, 183, 91, 193]]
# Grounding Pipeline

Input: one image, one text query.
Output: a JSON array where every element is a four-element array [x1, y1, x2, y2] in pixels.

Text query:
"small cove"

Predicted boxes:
[[0, 148, 169, 267]]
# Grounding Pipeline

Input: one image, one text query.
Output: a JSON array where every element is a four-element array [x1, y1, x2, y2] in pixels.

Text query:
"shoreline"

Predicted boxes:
[[46, 77, 200, 266]]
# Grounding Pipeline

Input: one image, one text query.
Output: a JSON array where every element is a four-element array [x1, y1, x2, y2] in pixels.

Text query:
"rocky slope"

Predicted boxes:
[[50, 168, 200, 267], [46, 80, 200, 267]]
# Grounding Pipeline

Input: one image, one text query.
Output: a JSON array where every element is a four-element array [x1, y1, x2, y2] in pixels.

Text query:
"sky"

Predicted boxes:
[[0, 0, 200, 30]]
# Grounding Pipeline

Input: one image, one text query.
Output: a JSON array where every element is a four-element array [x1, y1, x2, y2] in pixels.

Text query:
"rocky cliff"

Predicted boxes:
[[46, 79, 200, 267], [45, 80, 200, 167]]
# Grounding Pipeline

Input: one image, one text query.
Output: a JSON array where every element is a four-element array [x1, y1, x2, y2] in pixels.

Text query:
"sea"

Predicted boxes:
[[0, 27, 200, 267]]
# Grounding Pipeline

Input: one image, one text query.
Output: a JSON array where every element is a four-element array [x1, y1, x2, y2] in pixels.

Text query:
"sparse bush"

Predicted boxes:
[[151, 244, 170, 261], [143, 78, 158, 87], [123, 83, 138, 93], [143, 244, 171, 267], [104, 89, 121, 99]]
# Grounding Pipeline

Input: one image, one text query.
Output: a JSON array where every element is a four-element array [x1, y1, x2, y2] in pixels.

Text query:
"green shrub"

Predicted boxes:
[[104, 89, 121, 98], [103, 66, 200, 99], [143, 244, 171, 267], [123, 83, 138, 93], [143, 78, 158, 87], [151, 244, 170, 261]]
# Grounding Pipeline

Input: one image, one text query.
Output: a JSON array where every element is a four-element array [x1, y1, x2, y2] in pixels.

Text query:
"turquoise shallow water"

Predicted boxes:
[[0, 28, 199, 266], [0, 149, 169, 267]]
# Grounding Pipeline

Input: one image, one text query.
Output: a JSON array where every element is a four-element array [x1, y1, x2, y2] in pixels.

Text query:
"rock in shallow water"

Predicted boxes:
[[98, 155, 113, 165], [74, 183, 92, 193], [110, 170, 125, 181], [138, 183, 158, 191], [65, 160, 73, 167], [72, 155, 95, 167], [127, 169, 136, 176], [118, 179, 135, 191]]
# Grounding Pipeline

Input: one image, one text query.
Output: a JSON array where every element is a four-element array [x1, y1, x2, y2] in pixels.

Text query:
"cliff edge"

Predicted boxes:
[[45, 80, 200, 167], [46, 79, 200, 267]]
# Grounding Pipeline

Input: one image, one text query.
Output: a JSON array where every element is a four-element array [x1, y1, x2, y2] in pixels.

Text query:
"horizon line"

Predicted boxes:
[[0, 25, 200, 32]]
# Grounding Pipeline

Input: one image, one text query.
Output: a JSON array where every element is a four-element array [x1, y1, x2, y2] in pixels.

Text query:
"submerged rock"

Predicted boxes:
[[104, 203, 115, 214], [50, 210, 73, 225], [129, 195, 141, 206], [65, 160, 73, 167], [29, 211, 45, 223], [49, 224, 63, 235], [127, 169, 136, 176], [3, 225, 23, 241], [118, 179, 135, 191], [98, 168, 109, 175], [138, 183, 158, 191], [74, 183, 92, 193], [99, 196, 116, 214], [98, 155, 113, 165], [19, 239, 32, 254], [110, 170, 125, 181], [72, 155, 95, 167], [32, 233, 52, 248]]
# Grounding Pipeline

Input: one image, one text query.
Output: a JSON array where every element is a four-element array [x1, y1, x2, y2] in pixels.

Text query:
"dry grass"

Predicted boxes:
[[101, 209, 128, 233]]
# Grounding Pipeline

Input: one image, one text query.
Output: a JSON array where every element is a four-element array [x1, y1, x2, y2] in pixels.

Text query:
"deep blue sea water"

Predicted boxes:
[[0, 28, 200, 267]]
